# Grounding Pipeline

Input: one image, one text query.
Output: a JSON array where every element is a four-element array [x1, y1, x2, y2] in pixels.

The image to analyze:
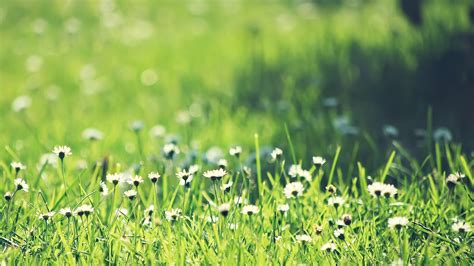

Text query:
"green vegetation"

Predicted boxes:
[[0, 0, 472, 264]]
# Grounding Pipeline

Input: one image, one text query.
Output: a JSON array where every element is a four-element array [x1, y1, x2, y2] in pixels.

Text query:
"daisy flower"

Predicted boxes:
[[270, 147, 283, 162], [217, 203, 231, 217], [326, 184, 337, 194], [288, 164, 302, 178], [368, 182, 385, 197], [106, 173, 122, 186], [295, 234, 312, 243], [446, 172, 465, 189], [277, 203, 290, 214], [163, 143, 180, 160], [128, 175, 144, 187], [148, 172, 160, 183], [52, 146, 72, 160], [124, 189, 137, 200], [299, 169, 312, 182], [388, 216, 409, 229], [334, 228, 345, 240], [383, 184, 398, 198], [218, 159, 228, 170], [312, 156, 326, 166], [241, 205, 259, 215], [149, 124, 166, 138], [144, 205, 155, 217], [221, 181, 233, 193], [11, 162, 26, 173], [314, 224, 323, 235], [59, 207, 73, 218], [327, 196, 345, 208], [321, 241, 337, 252], [116, 208, 129, 217], [203, 169, 227, 181], [130, 120, 144, 132], [4, 191, 13, 202], [99, 181, 108, 196], [188, 164, 200, 174], [82, 128, 103, 141], [234, 196, 248, 206], [342, 214, 352, 226], [229, 146, 242, 157], [14, 178, 29, 192], [206, 215, 219, 223], [452, 221, 471, 233], [75, 204, 94, 217], [165, 208, 182, 221], [283, 182, 304, 199], [176, 169, 193, 187], [39, 211, 55, 221]]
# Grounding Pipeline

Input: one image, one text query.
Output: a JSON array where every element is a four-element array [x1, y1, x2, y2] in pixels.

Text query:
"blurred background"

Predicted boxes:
[[0, 0, 473, 169]]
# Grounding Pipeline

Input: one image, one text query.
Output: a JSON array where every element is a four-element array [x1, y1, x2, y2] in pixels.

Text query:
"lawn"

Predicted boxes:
[[0, 0, 473, 264]]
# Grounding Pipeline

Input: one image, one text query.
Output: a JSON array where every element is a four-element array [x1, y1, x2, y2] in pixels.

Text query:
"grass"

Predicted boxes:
[[0, 138, 472, 264], [0, 0, 473, 264]]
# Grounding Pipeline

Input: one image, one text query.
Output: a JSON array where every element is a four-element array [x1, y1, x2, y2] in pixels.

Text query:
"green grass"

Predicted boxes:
[[0, 0, 473, 264]]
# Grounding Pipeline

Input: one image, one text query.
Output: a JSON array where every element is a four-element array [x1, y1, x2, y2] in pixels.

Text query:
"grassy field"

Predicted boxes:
[[0, 0, 473, 264]]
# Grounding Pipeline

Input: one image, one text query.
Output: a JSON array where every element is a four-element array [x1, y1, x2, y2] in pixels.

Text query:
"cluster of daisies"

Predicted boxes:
[[3, 144, 472, 252]]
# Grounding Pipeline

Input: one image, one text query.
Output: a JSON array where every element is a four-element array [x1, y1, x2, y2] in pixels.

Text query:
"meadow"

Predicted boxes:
[[0, 0, 473, 264]]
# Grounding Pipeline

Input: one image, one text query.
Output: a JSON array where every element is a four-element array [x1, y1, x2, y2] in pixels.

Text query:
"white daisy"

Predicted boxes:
[[221, 181, 233, 193], [188, 164, 200, 174], [368, 182, 385, 197], [130, 120, 144, 132], [148, 172, 161, 183], [128, 175, 144, 187], [312, 156, 326, 166], [327, 196, 345, 208], [218, 159, 228, 169], [106, 173, 122, 185], [452, 221, 471, 233], [388, 216, 409, 229], [295, 234, 312, 243], [144, 205, 155, 217], [283, 182, 304, 199], [218, 203, 231, 217], [82, 128, 103, 141], [124, 189, 137, 200], [99, 181, 108, 196], [342, 214, 352, 225], [52, 146, 72, 159], [39, 211, 55, 221], [234, 196, 248, 206], [165, 208, 182, 221], [229, 146, 242, 157], [270, 148, 283, 162], [75, 204, 94, 216], [116, 208, 129, 217], [4, 192, 13, 201], [14, 178, 29, 192], [321, 241, 337, 252], [176, 169, 193, 187], [149, 124, 166, 138], [11, 162, 26, 172], [326, 184, 337, 194], [163, 143, 180, 159], [59, 207, 73, 218], [334, 228, 345, 240], [12, 95, 31, 112], [241, 204, 259, 215], [288, 164, 302, 178], [446, 172, 465, 188], [277, 203, 290, 213], [299, 169, 312, 182], [203, 169, 227, 181]]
